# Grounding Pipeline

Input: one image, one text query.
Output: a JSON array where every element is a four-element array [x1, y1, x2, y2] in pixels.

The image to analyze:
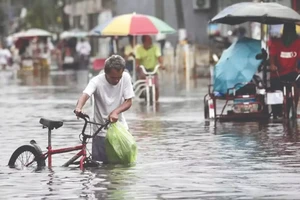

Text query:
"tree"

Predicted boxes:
[[24, 0, 62, 31]]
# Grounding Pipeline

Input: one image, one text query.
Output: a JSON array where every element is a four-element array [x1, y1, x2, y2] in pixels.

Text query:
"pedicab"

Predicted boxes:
[[13, 28, 52, 76], [204, 2, 300, 121]]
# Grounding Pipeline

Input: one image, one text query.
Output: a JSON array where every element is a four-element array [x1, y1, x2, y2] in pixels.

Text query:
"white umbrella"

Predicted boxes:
[[12, 28, 52, 39], [60, 29, 88, 39], [10, 31, 27, 41], [24, 28, 52, 37]]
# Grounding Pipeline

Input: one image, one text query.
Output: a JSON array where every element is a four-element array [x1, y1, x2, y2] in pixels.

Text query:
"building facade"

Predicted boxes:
[[64, 0, 295, 57]]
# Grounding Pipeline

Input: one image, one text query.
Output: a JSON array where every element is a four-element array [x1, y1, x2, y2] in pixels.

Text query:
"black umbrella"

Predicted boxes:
[[210, 2, 300, 25]]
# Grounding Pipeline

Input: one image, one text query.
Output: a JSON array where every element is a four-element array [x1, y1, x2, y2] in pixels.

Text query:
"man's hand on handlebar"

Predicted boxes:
[[160, 65, 166, 70], [74, 108, 87, 119], [74, 107, 82, 116], [270, 64, 278, 72]]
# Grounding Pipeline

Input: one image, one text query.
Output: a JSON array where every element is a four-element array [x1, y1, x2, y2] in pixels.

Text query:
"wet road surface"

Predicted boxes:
[[1, 70, 300, 199]]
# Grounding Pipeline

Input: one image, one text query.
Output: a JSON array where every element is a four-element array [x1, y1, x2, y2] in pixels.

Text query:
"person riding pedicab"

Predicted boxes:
[[268, 23, 300, 119], [135, 35, 164, 101]]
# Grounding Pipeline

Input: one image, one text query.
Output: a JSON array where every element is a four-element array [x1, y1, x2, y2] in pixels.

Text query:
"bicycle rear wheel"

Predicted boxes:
[[8, 145, 45, 170]]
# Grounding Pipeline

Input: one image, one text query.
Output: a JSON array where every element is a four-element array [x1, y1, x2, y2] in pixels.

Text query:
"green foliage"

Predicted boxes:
[[24, 0, 62, 31]]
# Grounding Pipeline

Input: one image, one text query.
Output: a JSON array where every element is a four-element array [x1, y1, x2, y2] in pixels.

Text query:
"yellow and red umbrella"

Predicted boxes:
[[90, 13, 175, 36]]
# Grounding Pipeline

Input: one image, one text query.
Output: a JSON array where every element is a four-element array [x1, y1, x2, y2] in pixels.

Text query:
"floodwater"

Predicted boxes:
[[1, 70, 300, 200]]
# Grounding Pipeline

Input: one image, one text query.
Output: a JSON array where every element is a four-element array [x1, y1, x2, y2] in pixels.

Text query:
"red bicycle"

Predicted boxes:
[[8, 113, 109, 171]]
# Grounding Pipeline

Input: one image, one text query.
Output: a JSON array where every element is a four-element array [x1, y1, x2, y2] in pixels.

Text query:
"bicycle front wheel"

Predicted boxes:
[[149, 86, 154, 106], [8, 145, 45, 170]]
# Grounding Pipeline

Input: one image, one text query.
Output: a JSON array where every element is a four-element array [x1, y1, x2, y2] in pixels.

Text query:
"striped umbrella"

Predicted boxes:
[[90, 13, 176, 36]]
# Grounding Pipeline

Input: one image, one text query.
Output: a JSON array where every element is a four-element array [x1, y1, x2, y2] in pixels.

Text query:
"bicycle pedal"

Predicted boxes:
[[71, 161, 80, 165], [84, 159, 101, 167]]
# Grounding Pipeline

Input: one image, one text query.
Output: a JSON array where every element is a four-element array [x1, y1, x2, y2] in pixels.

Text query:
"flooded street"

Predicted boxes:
[[2, 70, 300, 199]]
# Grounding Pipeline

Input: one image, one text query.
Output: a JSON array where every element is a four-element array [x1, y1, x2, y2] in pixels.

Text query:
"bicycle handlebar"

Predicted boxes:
[[139, 65, 160, 75], [75, 111, 90, 120], [74, 111, 110, 140], [274, 70, 300, 84]]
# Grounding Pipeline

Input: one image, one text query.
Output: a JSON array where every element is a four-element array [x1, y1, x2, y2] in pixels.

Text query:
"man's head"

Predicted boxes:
[[141, 35, 152, 49], [104, 55, 126, 85]]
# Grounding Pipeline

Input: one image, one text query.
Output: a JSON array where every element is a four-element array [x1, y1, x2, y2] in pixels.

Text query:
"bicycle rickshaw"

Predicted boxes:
[[204, 2, 300, 122], [13, 29, 53, 76]]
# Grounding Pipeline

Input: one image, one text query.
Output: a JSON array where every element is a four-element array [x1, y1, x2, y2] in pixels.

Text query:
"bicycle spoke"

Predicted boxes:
[[15, 151, 36, 169]]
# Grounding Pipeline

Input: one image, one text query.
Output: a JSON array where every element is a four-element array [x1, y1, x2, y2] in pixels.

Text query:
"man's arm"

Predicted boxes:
[[109, 98, 133, 122], [135, 59, 140, 67], [268, 39, 278, 72], [75, 93, 90, 115], [269, 56, 278, 72], [158, 56, 163, 66]]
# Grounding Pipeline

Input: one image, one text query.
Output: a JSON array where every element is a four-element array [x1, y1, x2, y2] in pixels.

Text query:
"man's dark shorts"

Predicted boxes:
[[92, 136, 108, 163]]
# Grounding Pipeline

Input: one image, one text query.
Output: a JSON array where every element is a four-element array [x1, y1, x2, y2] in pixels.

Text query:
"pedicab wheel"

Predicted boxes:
[[204, 99, 209, 119], [288, 99, 297, 120], [8, 145, 45, 170]]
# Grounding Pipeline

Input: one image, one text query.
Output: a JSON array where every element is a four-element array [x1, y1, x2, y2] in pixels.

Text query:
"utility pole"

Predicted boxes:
[[174, 0, 184, 29], [155, 0, 164, 20]]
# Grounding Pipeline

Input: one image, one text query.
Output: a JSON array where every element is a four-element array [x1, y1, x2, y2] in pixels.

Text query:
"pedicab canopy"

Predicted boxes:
[[213, 37, 262, 95], [210, 2, 300, 25]]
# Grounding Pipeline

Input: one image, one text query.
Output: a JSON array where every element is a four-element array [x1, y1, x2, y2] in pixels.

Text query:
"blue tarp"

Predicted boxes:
[[213, 37, 262, 94]]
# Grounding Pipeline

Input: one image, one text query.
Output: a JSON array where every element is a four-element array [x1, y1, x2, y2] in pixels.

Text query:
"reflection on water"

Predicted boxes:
[[1, 71, 300, 199]]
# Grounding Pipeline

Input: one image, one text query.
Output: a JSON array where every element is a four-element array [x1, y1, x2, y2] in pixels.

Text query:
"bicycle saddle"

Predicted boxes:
[[39, 118, 63, 130]]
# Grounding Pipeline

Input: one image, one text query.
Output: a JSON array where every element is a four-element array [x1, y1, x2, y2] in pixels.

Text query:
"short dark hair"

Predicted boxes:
[[104, 55, 125, 74]]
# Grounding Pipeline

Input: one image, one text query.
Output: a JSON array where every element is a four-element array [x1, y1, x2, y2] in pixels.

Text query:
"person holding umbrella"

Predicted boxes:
[[269, 23, 300, 119]]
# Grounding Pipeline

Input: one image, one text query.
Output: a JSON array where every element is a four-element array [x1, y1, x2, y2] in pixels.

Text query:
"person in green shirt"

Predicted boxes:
[[135, 35, 164, 101]]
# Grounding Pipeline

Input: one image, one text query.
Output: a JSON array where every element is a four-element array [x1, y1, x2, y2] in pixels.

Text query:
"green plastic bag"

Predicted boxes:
[[105, 122, 137, 164]]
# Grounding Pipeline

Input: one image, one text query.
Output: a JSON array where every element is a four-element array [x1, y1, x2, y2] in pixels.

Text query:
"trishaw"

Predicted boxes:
[[204, 2, 300, 122], [13, 29, 52, 76]]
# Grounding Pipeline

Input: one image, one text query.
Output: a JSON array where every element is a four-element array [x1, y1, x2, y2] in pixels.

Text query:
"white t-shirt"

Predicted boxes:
[[83, 71, 134, 136], [0, 49, 11, 65], [76, 41, 91, 56]]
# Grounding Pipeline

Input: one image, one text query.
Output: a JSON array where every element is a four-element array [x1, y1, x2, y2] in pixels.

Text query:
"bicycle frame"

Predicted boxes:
[[44, 140, 87, 170], [274, 71, 299, 119]]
